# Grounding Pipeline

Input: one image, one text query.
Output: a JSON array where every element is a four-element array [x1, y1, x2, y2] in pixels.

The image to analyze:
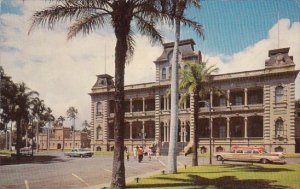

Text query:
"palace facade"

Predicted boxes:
[[89, 39, 299, 154]]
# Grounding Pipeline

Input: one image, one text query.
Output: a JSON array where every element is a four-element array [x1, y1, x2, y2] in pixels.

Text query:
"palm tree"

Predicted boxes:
[[32, 97, 46, 152], [29, 1, 173, 187], [44, 107, 55, 150], [179, 61, 218, 166], [57, 116, 65, 127], [82, 120, 90, 132], [66, 106, 78, 149], [14, 82, 39, 157], [167, 0, 204, 174]]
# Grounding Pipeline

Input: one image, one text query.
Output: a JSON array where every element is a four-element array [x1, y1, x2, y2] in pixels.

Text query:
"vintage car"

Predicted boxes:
[[20, 147, 33, 156], [64, 148, 93, 158], [214, 146, 285, 164]]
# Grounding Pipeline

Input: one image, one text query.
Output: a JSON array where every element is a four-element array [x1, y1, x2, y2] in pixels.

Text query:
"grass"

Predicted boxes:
[[94, 151, 114, 156], [0, 150, 15, 155], [127, 163, 300, 189]]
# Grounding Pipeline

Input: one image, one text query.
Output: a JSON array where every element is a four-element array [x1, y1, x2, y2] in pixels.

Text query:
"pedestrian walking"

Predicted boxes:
[[137, 146, 143, 163], [133, 146, 137, 160], [125, 149, 129, 161], [147, 147, 152, 161]]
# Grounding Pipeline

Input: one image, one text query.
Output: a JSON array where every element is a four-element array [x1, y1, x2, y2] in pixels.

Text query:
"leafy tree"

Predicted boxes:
[[179, 61, 218, 166], [296, 99, 300, 117], [166, 0, 204, 174]]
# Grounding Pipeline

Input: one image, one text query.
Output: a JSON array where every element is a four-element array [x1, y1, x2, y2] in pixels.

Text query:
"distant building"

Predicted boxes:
[[38, 126, 90, 150], [89, 39, 299, 153]]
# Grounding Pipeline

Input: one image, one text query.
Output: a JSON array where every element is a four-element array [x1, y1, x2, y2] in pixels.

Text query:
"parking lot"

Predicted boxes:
[[0, 152, 299, 189]]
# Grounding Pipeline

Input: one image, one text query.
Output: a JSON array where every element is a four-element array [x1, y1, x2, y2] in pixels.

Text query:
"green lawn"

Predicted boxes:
[[127, 164, 300, 189], [94, 151, 114, 156], [0, 150, 15, 155]]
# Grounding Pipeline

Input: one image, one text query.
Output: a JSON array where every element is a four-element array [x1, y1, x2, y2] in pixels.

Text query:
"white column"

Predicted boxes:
[[227, 89, 230, 108], [143, 97, 145, 112], [244, 88, 248, 106], [244, 117, 248, 138], [227, 117, 230, 138], [210, 90, 213, 108], [130, 122, 132, 139], [164, 125, 167, 142]]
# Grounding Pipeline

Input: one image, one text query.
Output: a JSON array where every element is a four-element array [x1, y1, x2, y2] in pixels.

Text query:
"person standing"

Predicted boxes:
[[133, 146, 137, 160], [147, 147, 152, 161], [137, 146, 143, 163]]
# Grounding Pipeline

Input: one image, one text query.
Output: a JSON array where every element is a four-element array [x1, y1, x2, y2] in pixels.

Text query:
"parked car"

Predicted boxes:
[[20, 147, 33, 156], [64, 148, 93, 158], [214, 146, 285, 164]]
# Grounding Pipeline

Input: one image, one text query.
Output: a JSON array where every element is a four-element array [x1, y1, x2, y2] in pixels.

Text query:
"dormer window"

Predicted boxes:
[[162, 68, 166, 80], [275, 86, 284, 103]]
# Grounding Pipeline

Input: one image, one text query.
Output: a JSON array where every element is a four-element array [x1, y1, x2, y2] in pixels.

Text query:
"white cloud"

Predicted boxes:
[[204, 19, 300, 99], [0, 1, 161, 128]]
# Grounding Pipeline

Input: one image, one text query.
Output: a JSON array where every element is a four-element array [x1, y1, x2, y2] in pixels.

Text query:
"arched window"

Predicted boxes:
[[275, 86, 284, 103], [275, 118, 284, 137], [162, 68, 166, 80], [96, 127, 101, 140], [96, 102, 102, 115]]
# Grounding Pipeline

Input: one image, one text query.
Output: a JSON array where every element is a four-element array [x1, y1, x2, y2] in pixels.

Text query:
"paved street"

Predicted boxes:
[[0, 152, 299, 189]]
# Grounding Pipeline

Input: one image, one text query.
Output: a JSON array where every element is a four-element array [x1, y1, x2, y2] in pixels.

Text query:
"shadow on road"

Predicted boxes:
[[127, 175, 289, 189], [0, 155, 70, 165]]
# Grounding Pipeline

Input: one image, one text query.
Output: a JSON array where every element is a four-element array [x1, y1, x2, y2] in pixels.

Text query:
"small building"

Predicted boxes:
[[38, 126, 90, 150]]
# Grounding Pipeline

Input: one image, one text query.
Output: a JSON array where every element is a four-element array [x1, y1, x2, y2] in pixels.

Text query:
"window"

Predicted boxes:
[[96, 102, 102, 115], [275, 86, 284, 103], [275, 119, 284, 137], [219, 97, 226, 106], [169, 66, 172, 79], [235, 96, 243, 105], [162, 68, 166, 80], [96, 127, 101, 140]]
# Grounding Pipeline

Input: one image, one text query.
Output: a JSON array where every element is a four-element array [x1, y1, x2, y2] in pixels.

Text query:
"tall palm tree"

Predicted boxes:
[[167, 0, 204, 174], [44, 107, 55, 150], [29, 1, 171, 187], [66, 106, 78, 149], [14, 82, 39, 157], [32, 97, 46, 152], [179, 61, 218, 166]]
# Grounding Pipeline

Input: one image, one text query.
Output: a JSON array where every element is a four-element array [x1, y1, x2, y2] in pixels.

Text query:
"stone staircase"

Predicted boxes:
[[160, 142, 188, 156]]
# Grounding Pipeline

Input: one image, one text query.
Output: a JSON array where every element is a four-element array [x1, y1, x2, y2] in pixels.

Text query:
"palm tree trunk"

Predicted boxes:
[[192, 92, 199, 166], [110, 28, 127, 189], [5, 123, 8, 150], [167, 18, 181, 174]]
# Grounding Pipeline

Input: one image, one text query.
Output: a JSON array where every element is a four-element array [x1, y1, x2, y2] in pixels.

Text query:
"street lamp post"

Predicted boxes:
[[139, 129, 146, 147]]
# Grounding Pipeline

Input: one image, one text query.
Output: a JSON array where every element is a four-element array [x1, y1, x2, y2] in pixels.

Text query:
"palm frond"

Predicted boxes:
[[180, 17, 204, 39], [135, 16, 163, 45], [68, 12, 110, 39]]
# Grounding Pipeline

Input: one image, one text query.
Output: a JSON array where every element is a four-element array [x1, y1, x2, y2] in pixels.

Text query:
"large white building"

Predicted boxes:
[[89, 39, 299, 154]]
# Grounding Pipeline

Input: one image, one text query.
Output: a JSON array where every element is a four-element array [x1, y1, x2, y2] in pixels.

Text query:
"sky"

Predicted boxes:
[[0, 0, 300, 129]]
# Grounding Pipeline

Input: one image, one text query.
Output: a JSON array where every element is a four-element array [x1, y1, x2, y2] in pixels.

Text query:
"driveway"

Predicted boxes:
[[0, 152, 299, 189]]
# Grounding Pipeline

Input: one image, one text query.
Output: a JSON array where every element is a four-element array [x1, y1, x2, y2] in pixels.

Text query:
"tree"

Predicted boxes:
[[167, 0, 204, 174], [14, 82, 39, 157], [179, 61, 218, 166], [67, 106, 78, 149], [82, 120, 90, 132], [32, 97, 46, 152], [295, 99, 300, 117], [57, 116, 65, 126], [28, 1, 174, 187]]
